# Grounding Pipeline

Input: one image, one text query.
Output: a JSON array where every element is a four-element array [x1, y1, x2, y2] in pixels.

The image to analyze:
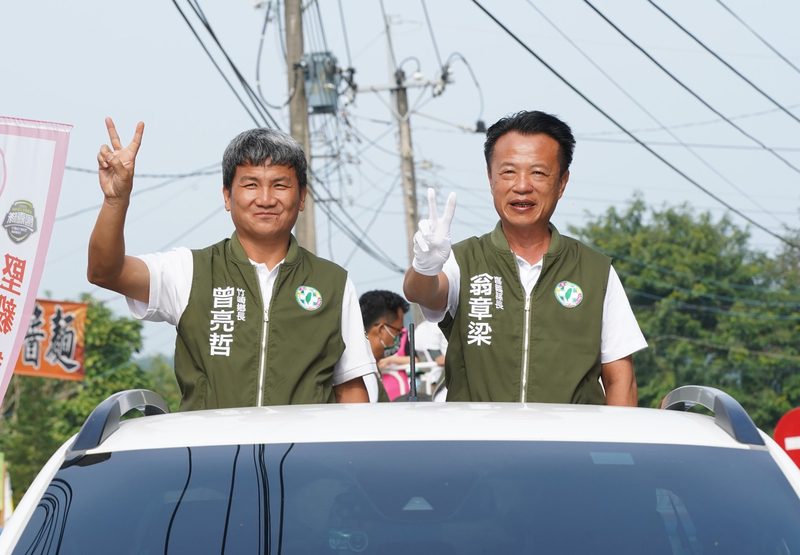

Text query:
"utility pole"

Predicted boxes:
[[285, 0, 316, 253], [392, 72, 419, 274]]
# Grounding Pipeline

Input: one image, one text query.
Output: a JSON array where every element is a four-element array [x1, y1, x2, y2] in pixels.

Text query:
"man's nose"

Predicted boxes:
[[512, 174, 535, 193], [256, 185, 276, 206]]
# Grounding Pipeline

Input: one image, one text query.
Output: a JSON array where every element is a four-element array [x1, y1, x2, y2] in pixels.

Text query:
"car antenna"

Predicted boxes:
[[408, 322, 418, 402]]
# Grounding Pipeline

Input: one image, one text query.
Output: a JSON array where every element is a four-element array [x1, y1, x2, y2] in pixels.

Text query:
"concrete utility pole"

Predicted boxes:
[[285, 0, 316, 253], [393, 71, 419, 272]]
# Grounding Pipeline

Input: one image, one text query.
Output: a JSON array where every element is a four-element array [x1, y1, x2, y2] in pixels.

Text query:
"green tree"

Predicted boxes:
[[138, 353, 181, 413], [570, 195, 800, 434], [0, 295, 152, 504]]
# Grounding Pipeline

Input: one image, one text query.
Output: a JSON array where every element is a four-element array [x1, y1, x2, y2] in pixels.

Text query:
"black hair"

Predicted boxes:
[[359, 290, 410, 330], [483, 110, 576, 176], [222, 128, 308, 191]]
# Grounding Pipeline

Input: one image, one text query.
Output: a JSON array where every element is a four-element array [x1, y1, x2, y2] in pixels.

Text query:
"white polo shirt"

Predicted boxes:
[[421, 252, 648, 364], [126, 247, 378, 389]]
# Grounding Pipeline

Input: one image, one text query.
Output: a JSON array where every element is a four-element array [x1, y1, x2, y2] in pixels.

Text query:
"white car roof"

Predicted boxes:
[[88, 402, 752, 455]]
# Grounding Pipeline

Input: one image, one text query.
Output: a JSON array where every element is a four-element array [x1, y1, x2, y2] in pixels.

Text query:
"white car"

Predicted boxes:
[[1, 386, 800, 554]]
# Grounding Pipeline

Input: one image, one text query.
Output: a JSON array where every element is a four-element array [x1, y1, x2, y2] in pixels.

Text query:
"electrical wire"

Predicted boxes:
[[444, 52, 485, 122], [156, 205, 226, 252], [575, 136, 800, 152], [255, 1, 298, 109], [184, 0, 281, 129], [647, 0, 800, 127], [313, 0, 329, 52], [420, 0, 445, 71], [581, 0, 800, 177], [378, 0, 398, 72], [524, 0, 782, 224], [343, 175, 401, 266], [580, 102, 800, 137], [55, 163, 221, 222], [714, 0, 800, 77], [649, 334, 800, 363], [470, 0, 800, 249], [337, 0, 353, 68], [65, 166, 221, 178], [171, 0, 263, 127], [626, 286, 800, 320]]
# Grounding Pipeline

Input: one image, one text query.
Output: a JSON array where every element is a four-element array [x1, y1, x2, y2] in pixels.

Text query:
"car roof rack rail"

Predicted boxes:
[[67, 389, 170, 456], [660, 385, 764, 447]]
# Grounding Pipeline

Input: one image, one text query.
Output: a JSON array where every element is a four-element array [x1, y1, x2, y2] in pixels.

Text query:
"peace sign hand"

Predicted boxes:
[[97, 117, 144, 202], [412, 188, 457, 276]]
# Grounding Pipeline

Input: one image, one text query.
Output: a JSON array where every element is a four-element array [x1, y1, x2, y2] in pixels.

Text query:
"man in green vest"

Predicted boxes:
[[87, 118, 373, 410], [403, 111, 646, 406]]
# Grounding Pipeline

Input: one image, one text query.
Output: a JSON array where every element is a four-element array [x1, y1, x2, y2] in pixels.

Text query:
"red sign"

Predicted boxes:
[[774, 407, 800, 469]]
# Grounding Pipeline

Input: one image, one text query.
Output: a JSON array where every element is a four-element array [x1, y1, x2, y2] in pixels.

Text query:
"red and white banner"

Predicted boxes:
[[0, 117, 72, 403]]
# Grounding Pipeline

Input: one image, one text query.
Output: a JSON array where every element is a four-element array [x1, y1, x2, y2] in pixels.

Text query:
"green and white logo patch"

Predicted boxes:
[[554, 280, 583, 308], [295, 285, 323, 311]]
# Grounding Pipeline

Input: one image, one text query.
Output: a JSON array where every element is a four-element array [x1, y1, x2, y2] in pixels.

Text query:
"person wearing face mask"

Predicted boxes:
[[359, 290, 414, 402]]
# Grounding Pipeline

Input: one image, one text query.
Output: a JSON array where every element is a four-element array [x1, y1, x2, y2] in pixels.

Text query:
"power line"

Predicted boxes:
[[524, 0, 782, 225], [580, 102, 800, 137], [470, 0, 800, 249], [171, 0, 263, 127], [647, 0, 800, 127], [337, 0, 353, 68], [581, 0, 800, 177], [56, 163, 221, 222], [575, 136, 800, 152], [343, 175, 401, 266], [420, 0, 445, 71], [378, 0, 398, 72], [65, 166, 222, 178], [626, 287, 800, 320], [444, 52, 485, 122], [649, 334, 800, 364], [615, 268, 800, 307], [157, 205, 226, 252], [254, 1, 297, 109], [714, 0, 800, 77]]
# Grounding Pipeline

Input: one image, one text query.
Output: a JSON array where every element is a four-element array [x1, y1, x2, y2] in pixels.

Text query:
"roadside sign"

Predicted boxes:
[[774, 407, 800, 469]]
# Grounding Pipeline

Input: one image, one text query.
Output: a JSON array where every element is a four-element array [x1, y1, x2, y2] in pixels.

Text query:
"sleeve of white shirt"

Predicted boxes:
[[125, 248, 193, 326], [600, 265, 648, 363], [419, 252, 461, 324], [332, 277, 380, 386]]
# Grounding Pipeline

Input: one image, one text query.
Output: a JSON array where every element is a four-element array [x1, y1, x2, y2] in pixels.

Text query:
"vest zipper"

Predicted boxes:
[[520, 293, 532, 403], [257, 308, 269, 407]]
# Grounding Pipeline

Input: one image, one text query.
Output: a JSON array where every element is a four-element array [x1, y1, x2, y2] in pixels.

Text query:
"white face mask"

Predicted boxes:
[[379, 324, 402, 358]]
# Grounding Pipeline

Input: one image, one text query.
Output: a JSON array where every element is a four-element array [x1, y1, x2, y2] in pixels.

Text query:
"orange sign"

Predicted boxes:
[[13, 299, 87, 380]]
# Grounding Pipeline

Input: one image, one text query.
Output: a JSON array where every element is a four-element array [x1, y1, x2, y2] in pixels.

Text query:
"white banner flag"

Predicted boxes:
[[0, 117, 72, 405]]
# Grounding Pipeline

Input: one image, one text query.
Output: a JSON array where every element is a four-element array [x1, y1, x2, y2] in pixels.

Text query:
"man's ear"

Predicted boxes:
[[223, 186, 231, 211], [557, 169, 569, 200], [299, 186, 307, 212]]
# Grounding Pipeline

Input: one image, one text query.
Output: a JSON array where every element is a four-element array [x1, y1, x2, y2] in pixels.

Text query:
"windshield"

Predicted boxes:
[[13, 441, 800, 554]]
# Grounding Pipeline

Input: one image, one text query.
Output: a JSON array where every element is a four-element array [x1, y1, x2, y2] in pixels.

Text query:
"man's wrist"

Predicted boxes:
[[412, 257, 444, 277]]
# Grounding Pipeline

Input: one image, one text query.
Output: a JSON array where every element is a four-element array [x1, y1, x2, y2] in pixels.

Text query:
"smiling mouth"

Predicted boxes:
[[510, 202, 535, 208]]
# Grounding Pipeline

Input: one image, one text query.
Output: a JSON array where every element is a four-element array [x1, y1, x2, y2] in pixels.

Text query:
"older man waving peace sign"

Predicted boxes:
[[404, 110, 647, 406]]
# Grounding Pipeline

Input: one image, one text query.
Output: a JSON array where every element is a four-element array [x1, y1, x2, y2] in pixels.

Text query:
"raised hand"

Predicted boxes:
[[412, 188, 457, 276], [97, 117, 144, 202]]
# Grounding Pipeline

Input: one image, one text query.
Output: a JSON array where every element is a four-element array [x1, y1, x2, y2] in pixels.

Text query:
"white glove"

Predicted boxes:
[[412, 188, 457, 276]]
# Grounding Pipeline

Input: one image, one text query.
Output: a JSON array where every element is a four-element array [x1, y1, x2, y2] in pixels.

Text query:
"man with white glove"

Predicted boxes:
[[404, 110, 647, 406]]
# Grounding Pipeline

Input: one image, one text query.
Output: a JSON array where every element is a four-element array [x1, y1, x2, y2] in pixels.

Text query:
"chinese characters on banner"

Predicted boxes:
[[0, 117, 72, 403], [14, 300, 87, 380]]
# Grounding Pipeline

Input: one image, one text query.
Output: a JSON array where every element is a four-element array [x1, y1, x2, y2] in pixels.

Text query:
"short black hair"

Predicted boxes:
[[222, 128, 308, 192], [484, 110, 576, 176], [359, 290, 410, 330]]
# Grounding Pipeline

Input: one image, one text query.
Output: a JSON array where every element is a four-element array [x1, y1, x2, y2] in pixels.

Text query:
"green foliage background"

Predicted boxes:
[[570, 195, 800, 434]]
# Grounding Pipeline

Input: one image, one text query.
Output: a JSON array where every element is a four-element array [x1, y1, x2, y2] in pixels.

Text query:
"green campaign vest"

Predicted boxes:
[[441, 222, 611, 404], [174, 233, 347, 410]]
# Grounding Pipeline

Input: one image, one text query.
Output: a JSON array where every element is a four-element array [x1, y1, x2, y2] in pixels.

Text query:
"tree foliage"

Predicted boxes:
[[570, 196, 800, 434]]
